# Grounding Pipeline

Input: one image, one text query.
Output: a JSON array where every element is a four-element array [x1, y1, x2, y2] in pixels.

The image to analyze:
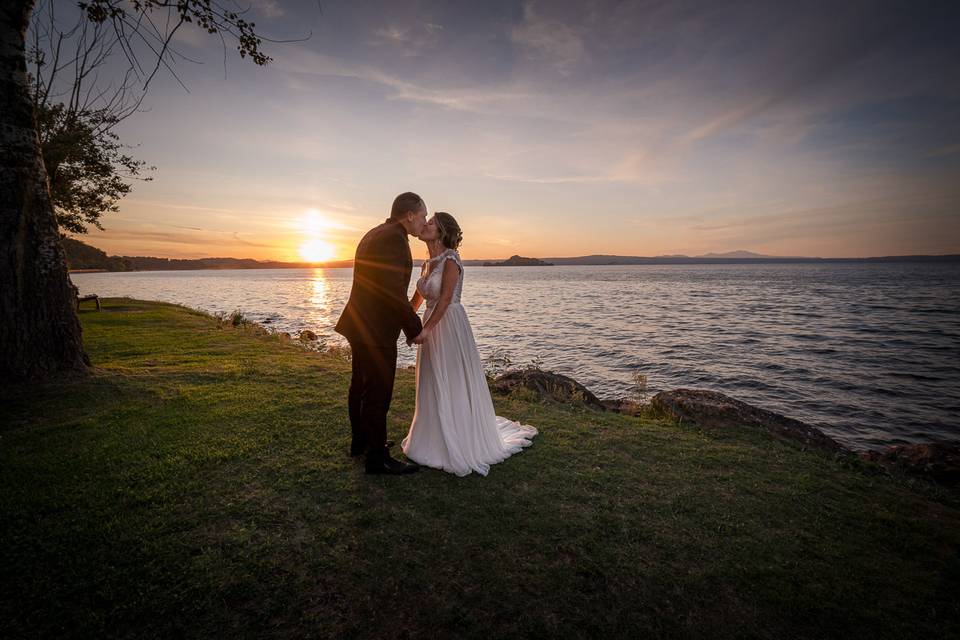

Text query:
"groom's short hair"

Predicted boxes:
[[390, 192, 424, 221]]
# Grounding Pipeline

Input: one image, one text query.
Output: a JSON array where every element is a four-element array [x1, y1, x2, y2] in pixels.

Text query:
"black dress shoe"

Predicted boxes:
[[350, 439, 395, 457], [365, 449, 419, 475]]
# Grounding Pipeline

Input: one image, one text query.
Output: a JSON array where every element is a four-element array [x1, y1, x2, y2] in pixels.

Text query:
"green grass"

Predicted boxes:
[[2, 298, 958, 639]]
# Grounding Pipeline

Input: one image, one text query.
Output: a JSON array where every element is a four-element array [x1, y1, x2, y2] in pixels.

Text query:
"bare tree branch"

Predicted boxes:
[[26, 0, 308, 235]]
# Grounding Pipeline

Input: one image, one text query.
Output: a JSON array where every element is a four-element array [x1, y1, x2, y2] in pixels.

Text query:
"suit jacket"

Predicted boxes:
[[335, 218, 423, 346]]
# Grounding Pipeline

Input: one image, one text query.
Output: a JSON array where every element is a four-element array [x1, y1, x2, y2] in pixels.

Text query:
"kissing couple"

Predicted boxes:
[[334, 192, 538, 476]]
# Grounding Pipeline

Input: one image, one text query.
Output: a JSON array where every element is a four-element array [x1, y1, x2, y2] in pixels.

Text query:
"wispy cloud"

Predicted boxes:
[[369, 22, 441, 55], [275, 48, 533, 113], [924, 143, 960, 159], [250, 0, 284, 19], [372, 26, 410, 45], [483, 151, 676, 186], [74, 0, 959, 259], [86, 228, 272, 249], [678, 4, 928, 144], [511, 1, 585, 75]]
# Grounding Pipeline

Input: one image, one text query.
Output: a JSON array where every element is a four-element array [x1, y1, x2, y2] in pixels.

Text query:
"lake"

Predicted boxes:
[[71, 262, 960, 451]]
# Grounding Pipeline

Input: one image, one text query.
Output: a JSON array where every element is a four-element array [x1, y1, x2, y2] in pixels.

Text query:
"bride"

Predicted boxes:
[[401, 212, 538, 476]]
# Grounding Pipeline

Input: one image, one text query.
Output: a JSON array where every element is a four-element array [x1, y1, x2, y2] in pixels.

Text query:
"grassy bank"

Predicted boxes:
[[2, 298, 958, 639]]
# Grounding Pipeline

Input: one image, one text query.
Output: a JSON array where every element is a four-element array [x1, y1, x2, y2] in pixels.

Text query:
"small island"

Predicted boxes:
[[482, 255, 554, 267]]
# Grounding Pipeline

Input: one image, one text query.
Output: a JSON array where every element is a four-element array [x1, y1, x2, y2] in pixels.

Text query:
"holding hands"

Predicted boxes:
[[410, 327, 431, 345]]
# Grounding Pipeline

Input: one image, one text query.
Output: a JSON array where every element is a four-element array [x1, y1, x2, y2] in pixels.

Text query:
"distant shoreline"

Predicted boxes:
[[68, 254, 960, 274], [537, 255, 960, 266], [63, 236, 960, 272]]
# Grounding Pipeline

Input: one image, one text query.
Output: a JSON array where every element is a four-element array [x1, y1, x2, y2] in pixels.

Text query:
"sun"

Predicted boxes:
[[296, 210, 339, 263], [299, 238, 336, 263]]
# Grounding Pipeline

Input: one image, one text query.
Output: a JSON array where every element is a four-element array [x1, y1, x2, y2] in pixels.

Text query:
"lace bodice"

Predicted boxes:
[[416, 249, 463, 307]]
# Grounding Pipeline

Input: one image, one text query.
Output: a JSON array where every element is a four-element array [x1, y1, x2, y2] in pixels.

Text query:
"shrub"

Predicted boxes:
[[229, 309, 248, 327], [483, 348, 513, 380]]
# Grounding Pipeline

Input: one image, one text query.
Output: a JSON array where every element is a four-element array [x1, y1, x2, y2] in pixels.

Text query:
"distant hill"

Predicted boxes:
[[118, 255, 355, 271], [540, 250, 819, 264], [695, 250, 812, 259], [540, 253, 960, 265], [63, 236, 353, 271], [62, 237, 960, 272], [62, 236, 132, 271]]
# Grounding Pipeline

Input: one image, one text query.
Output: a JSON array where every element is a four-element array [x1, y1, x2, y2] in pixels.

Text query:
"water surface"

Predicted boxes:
[[72, 263, 960, 450]]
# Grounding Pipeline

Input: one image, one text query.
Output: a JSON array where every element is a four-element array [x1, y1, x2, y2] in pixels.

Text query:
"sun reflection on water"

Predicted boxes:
[[309, 268, 330, 317]]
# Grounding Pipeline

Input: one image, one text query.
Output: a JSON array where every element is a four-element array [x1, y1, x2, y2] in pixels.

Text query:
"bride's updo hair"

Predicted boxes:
[[433, 211, 463, 250]]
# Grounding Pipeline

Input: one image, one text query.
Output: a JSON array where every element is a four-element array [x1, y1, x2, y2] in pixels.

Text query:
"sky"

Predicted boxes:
[[44, 0, 960, 260]]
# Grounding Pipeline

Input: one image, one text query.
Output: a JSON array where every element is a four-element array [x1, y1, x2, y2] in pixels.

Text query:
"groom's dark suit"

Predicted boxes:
[[335, 218, 423, 458]]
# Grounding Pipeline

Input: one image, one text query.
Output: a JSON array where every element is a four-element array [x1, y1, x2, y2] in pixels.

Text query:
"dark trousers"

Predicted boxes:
[[347, 338, 398, 458]]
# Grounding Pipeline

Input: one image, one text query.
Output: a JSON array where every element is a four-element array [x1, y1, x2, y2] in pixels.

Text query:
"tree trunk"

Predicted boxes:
[[0, 0, 89, 382]]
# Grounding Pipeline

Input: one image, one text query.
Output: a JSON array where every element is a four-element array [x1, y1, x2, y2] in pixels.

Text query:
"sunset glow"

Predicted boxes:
[[295, 210, 340, 262], [64, 1, 958, 260], [299, 239, 336, 263]]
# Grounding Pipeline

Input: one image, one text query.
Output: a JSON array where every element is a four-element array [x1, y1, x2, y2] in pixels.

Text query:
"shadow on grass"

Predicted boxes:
[[1, 298, 959, 639]]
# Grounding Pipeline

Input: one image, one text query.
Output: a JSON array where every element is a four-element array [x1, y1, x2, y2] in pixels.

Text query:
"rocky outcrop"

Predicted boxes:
[[299, 329, 318, 341], [491, 370, 604, 409], [860, 442, 960, 486], [650, 388, 844, 453], [482, 255, 554, 267], [490, 375, 960, 487]]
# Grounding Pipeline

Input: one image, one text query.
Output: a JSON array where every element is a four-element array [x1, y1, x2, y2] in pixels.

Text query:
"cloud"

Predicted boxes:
[[124, 199, 271, 217], [683, 97, 772, 143], [483, 154, 675, 187], [91, 226, 274, 249], [98, 2, 960, 259], [274, 48, 532, 113], [690, 188, 959, 236], [483, 172, 616, 185], [511, 1, 585, 75], [170, 22, 211, 49], [372, 26, 411, 45], [924, 143, 960, 159], [250, 0, 285, 19], [679, 4, 922, 144], [368, 20, 444, 55], [232, 232, 272, 247], [125, 197, 360, 220]]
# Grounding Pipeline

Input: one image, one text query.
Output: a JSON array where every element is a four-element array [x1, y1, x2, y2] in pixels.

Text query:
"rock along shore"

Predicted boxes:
[[491, 369, 960, 488]]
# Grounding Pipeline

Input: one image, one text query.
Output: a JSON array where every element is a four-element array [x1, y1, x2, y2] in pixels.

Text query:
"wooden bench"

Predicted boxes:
[[77, 293, 101, 311], [69, 282, 101, 311]]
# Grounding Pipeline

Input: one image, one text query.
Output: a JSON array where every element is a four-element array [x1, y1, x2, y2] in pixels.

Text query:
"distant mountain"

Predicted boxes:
[[540, 253, 960, 265], [539, 254, 652, 265], [695, 250, 813, 259]]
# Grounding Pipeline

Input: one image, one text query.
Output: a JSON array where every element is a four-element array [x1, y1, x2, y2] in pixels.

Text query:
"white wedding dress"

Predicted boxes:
[[401, 248, 538, 476]]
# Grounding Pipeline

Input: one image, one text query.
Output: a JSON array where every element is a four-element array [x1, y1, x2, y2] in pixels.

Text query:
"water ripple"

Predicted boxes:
[[72, 262, 960, 451]]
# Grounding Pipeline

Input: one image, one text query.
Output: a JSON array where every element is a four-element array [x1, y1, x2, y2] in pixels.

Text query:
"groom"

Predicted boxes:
[[335, 192, 426, 475]]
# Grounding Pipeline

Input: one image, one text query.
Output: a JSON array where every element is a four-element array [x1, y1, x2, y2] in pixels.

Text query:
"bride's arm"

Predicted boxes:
[[410, 290, 424, 313], [413, 259, 460, 342]]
